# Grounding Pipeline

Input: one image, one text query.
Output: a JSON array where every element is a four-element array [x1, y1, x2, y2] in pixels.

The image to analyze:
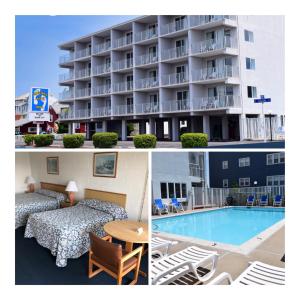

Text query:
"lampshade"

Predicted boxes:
[[25, 176, 36, 184], [65, 181, 78, 192]]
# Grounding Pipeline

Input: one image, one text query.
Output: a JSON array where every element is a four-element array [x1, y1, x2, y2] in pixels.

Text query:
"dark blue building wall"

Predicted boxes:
[[209, 152, 285, 188]]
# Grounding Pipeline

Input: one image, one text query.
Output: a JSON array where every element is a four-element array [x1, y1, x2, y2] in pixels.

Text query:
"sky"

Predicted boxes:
[[15, 15, 136, 97]]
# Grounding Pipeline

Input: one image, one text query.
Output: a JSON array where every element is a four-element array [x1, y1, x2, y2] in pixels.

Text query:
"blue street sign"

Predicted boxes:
[[254, 95, 271, 103]]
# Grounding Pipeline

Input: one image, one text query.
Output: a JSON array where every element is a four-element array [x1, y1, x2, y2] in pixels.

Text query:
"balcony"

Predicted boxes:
[[75, 68, 91, 79], [192, 95, 241, 111], [161, 72, 189, 86], [114, 104, 134, 116], [161, 45, 189, 61], [93, 41, 111, 54], [93, 85, 111, 96], [162, 99, 190, 112], [135, 53, 158, 66], [113, 81, 133, 93], [60, 109, 91, 120], [189, 163, 202, 177], [75, 47, 91, 59], [161, 18, 188, 35], [93, 64, 111, 76], [113, 58, 133, 71], [59, 53, 74, 64], [59, 89, 74, 101], [60, 110, 74, 120], [135, 28, 158, 43], [135, 102, 160, 114], [75, 88, 91, 98], [135, 77, 159, 90], [191, 66, 238, 83], [113, 36, 133, 49], [59, 71, 74, 82], [190, 15, 237, 28], [92, 107, 111, 117]]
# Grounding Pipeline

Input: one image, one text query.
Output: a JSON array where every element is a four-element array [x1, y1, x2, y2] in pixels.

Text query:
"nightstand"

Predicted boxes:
[[60, 200, 79, 208]]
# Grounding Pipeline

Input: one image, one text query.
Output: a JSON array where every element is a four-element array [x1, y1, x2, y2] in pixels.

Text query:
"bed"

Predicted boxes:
[[24, 189, 128, 267], [15, 182, 67, 229]]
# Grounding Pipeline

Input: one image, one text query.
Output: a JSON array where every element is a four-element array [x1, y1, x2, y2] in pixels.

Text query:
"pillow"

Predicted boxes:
[[79, 199, 128, 220], [36, 189, 67, 202]]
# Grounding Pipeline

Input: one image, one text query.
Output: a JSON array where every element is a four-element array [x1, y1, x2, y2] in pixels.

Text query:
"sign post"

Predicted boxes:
[[254, 95, 271, 142]]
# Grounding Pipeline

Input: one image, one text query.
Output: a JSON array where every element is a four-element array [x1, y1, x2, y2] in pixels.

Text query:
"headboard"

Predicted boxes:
[[84, 188, 127, 208], [40, 182, 68, 196]]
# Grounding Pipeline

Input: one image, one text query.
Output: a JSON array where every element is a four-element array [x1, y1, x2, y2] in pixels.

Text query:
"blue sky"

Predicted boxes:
[[15, 15, 136, 97]]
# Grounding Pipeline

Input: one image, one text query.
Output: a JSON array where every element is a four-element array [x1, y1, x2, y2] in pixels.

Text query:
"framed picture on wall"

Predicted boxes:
[[93, 152, 118, 178], [47, 157, 59, 175]]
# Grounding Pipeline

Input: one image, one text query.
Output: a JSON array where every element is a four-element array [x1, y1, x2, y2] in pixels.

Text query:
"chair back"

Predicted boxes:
[[171, 198, 179, 206], [274, 195, 282, 204], [154, 198, 163, 209], [247, 195, 254, 203], [260, 195, 268, 203]]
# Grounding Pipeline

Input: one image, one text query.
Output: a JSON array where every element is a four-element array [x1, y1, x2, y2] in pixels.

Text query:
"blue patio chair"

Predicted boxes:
[[273, 195, 282, 207], [171, 198, 184, 213], [259, 195, 268, 206], [154, 199, 169, 215], [246, 195, 255, 206]]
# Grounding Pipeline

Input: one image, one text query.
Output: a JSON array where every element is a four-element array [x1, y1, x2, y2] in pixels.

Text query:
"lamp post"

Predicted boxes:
[[253, 181, 258, 204], [65, 181, 78, 206], [268, 110, 273, 141]]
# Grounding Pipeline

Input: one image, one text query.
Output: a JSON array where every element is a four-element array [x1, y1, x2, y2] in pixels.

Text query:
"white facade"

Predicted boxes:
[[58, 15, 284, 141]]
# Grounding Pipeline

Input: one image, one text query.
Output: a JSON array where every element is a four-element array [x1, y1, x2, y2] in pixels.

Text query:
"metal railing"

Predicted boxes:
[[161, 45, 189, 61], [189, 163, 203, 177], [135, 103, 160, 114], [113, 35, 133, 49], [161, 72, 189, 86], [135, 27, 158, 42], [113, 81, 133, 93], [59, 53, 74, 64], [193, 95, 241, 110], [161, 17, 188, 35], [191, 36, 236, 54], [59, 89, 74, 100], [135, 77, 159, 89], [92, 107, 111, 117], [93, 64, 111, 75], [190, 15, 237, 27], [93, 85, 111, 96], [113, 58, 133, 71], [59, 71, 74, 82], [75, 47, 91, 59], [135, 53, 158, 66], [93, 41, 111, 54], [75, 88, 91, 98], [162, 99, 190, 112], [191, 66, 237, 82], [75, 68, 91, 79], [114, 104, 134, 115]]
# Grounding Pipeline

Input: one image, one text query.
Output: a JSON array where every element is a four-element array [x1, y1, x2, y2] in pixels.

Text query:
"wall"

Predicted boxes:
[[15, 152, 32, 193], [17, 152, 148, 221]]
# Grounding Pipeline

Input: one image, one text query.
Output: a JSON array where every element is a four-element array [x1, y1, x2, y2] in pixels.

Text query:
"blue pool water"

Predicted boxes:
[[152, 207, 285, 246]]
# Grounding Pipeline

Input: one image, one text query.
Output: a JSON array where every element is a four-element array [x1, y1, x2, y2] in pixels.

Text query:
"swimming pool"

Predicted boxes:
[[152, 207, 285, 246]]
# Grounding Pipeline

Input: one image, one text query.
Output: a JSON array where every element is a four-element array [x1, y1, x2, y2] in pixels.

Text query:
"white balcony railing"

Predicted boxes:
[[113, 81, 133, 93], [75, 88, 91, 98], [75, 47, 91, 59], [59, 53, 74, 64], [15, 104, 28, 115], [161, 17, 188, 35], [113, 35, 133, 49], [161, 72, 189, 86], [135, 103, 160, 114], [93, 64, 111, 76], [92, 107, 111, 117], [135, 53, 158, 66], [191, 66, 237, 82], [190, 15, 237, 27], [59, 89, 74, 100], [161, 45, 189, 61], [162, 99, 190, 112], [59, 71, 74, 82], [114, 104, 134, 115], [75, 109, 91, 119], [191, 36, 236, 54], [75, 68, 91, 79], [93, 41, 111, 54], [93, 85, 111, 96], [189, 163, 202, 177], [60, 110, 74, 120], [135, 28, 158, 42], [113, 58, 133, 71], [193, 95, 241, 110], [135, 77, 159, 90]]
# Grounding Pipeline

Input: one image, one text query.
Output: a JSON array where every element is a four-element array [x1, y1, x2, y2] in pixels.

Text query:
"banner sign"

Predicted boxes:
[[29, 87, 50, 121]]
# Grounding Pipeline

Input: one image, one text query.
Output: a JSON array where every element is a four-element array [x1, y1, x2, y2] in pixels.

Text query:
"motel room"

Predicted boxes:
[[15, 151, 149, 285]]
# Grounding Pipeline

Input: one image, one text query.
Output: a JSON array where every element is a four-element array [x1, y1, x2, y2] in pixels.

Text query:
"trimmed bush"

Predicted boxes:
[[92, 132, 118, 148], [63, 134, 85, 148], [133, 134, 157, 148], [180, 133, 208, 148], [23, 134, 34, 146], [33, 134, 54, 147]]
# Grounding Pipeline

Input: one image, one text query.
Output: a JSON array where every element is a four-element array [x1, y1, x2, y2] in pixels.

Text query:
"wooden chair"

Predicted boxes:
[[88, 232, 143, 285]]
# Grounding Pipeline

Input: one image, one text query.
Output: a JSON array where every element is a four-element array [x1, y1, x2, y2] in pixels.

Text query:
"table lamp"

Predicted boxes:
[[25, 176, 36, 193], [65, 181, 78, 205]]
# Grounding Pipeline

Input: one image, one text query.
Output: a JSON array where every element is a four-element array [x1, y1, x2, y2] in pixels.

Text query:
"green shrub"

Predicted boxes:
[[180, 133, 208, 148], [92, 132, 118, 148], [63, 134, 85, 148], [33, 134, 54, 147], [133, 134, 157, 148], [23, 134, 34, 146]]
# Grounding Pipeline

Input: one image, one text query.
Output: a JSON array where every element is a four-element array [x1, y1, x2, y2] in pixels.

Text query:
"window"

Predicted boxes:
[[126, 32, 133, 44], [266, 175, 285, 186], [239, 157, 250, 167], [222, 161, 228, 169], [239, 177, 250, 187], [175, 16, 186, 31], [175, 39, 186, 57], [160, 183, 167, 198], [148, 45, 157, 59], [168, 183, 175, 198], [148, 24, 157, 36], [223, 179, 229, 188], [181, 183, 187, 198], [246, 57, 256, 70], [175, 183, 181, 198], [244, 30, 254, 42], [266, 153, 285, 165], [247, 86, 257, 98], [28, 127, 37, 133]]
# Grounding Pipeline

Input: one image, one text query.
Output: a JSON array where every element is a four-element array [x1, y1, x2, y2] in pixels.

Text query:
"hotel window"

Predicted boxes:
[[247, 86, 257, 98], [175, 183, 181, 198], [239, 177, 250, 187], [175, 16, 186, 31], [239, 157, 250, 167], [148, 24, 157, 36], [160, 182, 167, 199], [168, 183, 175, 198], [266, 153, 285, 165], [181, 183, 187, 198], [244, 30, 254, 42], [246, 57, 256, 70], [223, 179, 229, 188], [126, 32, 133, 44], [222, 161, 228, 169], [149, 45, 157, 60], [266, 175, 285, 186]]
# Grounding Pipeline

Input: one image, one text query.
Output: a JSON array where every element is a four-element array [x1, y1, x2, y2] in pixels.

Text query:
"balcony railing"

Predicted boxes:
[[190, 15, 237, 27], [93, 85, 111, 96], [135, 77, 159, 90], [75, 47, 91, 59], [161, 45, 188, 61], [60, 109, 90, 119], [113, 58, 133, 71], [59, 71, 74, 82], [135, 53, 158, 66], [114, 104, 134, 115], [113, 81, 133, 93], [189, 163, 202, 177], [15, 104, 28, 115], [135, 28, 158, 42], [59, 89, 74, 100], [191, 66, 237, 82], [93, 41, 111, 54], [75, 68, 91, 79], [92, 107, 111, 117], [93, 64, 111, 76], [75, 88, 91, 98], [161, 72, 189, 86], [59, 53, 74, 64], [135, 103, 160, 114], [193, 95, 241, 110], [60, 110, 74, 120], [113, 36, 133, 49], [161, 18, 188, 35], [191, 36, 236, 54], [162, 99, 190, 112]]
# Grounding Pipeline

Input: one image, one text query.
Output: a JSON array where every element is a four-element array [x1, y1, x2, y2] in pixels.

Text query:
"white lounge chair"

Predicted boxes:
[[151, 246, 218, 285], [208, 261, 285, 285], [151, 237, 178, 261]]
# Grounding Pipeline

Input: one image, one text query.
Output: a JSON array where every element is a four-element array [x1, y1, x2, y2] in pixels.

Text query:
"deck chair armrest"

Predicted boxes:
[[208, 272, 233, 285], [121, 246, 143, 263]]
